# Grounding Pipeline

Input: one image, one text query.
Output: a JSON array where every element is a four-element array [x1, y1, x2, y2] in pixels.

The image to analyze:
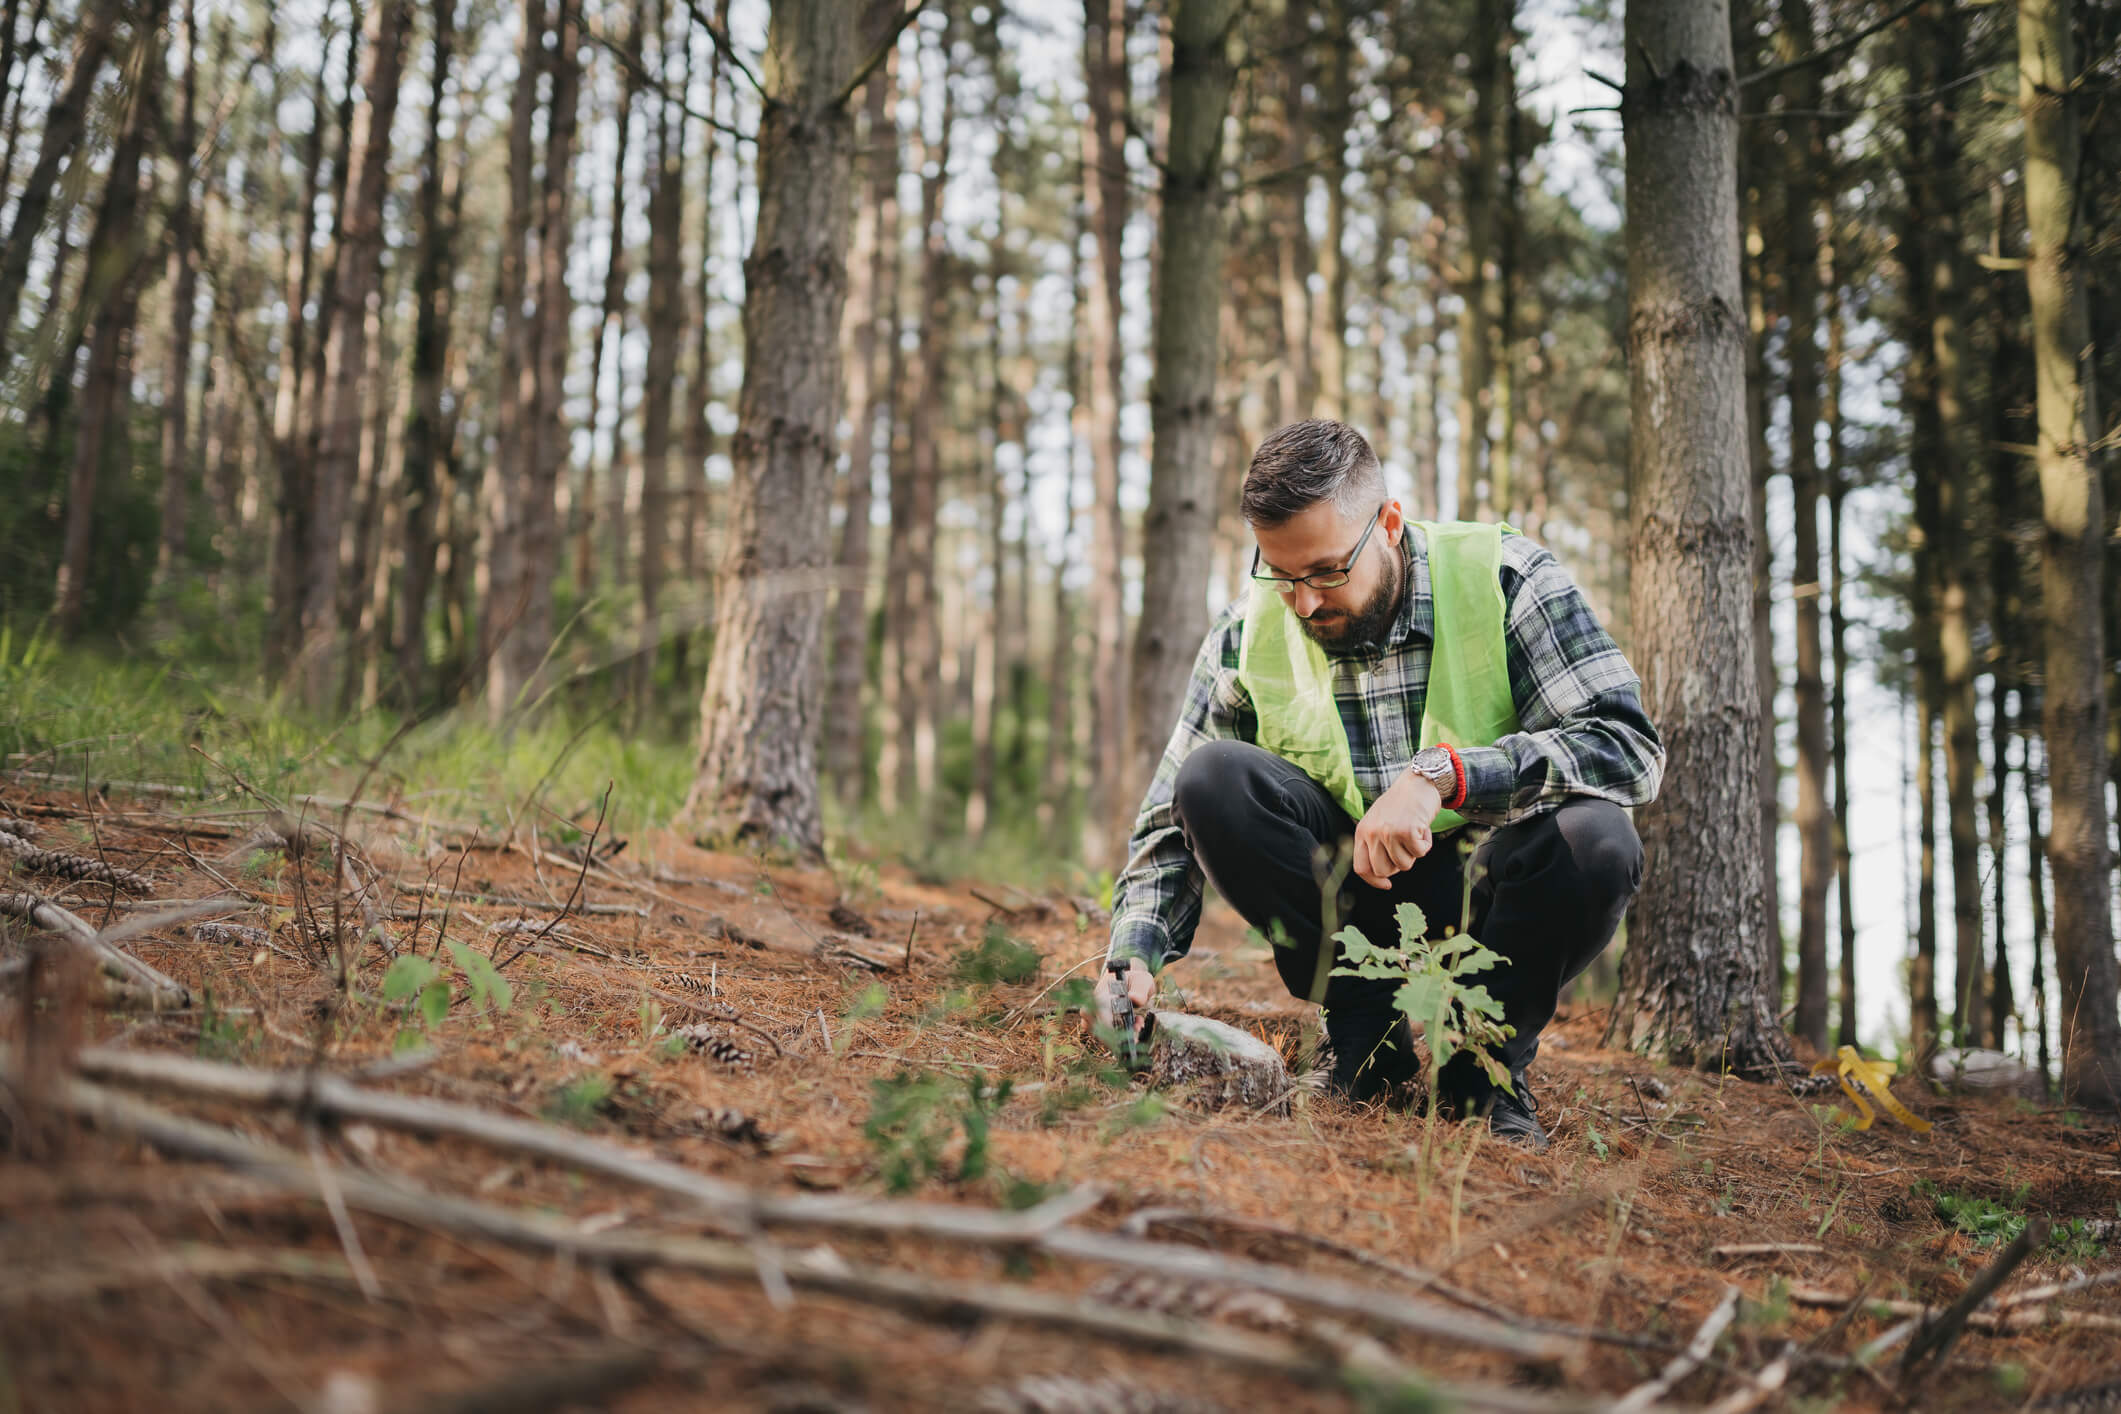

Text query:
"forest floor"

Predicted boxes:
[[2, 778, 2118, 1414]]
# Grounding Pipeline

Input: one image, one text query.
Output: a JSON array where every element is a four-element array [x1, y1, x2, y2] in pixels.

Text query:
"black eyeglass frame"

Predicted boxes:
[[1249, 501, 1388, 594]]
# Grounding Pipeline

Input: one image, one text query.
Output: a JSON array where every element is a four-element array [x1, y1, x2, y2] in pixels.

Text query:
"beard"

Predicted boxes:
[[1299, 546, 1403, 651]]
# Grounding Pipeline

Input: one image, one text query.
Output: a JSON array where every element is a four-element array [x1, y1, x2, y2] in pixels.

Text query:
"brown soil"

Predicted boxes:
[[2, 786, 2117, 1413]]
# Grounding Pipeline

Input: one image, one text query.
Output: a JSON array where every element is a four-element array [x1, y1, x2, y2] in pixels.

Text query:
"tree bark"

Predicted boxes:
[[1825, 242, 1857, 1050], [52, 6, 163, 638], [2018, 0, 2120, 1106], [1128, 0, 1238, 818], [1081, 0, 1131, 864], [301, 0, 411, 704], [584, 10, 643, 596], [1453, 0, 1510, 519], [153, 0, 199, 595], [1313, 0, 1349, 419], [636, 0, 687, 713], [395, 0, 460, 707], [1778, 0, 1830, 1054], [826, 45, 897, 806], [0, 0, 122, 368], [268, 35, 327, 672], [1612, 0, 1794, 1078], [679, 0, 865, 858]]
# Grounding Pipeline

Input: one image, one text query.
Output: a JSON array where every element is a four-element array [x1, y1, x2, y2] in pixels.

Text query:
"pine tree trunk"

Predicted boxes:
[[268, 48, 326, 673], [584, 11, 642, 596], [636, 5, 686, 715], [302, 0, 410, 704], [1043, 201, 1086, 838], [1612, 0, 1793, 1077], [1490, 74, 1521, 521], [1082, 0, 1131, 863], [1779, 0, 1830, 1054], [395, 0, 458, 706], [1272, 2, 1313, 423], [901, 28, 955, 811], [1985, 262, 2029, 1052], [826, 49, 896, 805], [153, 0, 199, 594], [680, 0, 865, 857], [2025, 730, 2053, 1088], [1825, 251, 1858, 1050], [1454, 0, 1509, 519], [483, 0, 545, 718], [1313, 0, 1349, 419], [0, 0, 121, 367], [1129, 0, 1238, 813], [2018, 0, 2120, 1106], [1916, 0, 1985, 1048], [53, 9, 162, 638]]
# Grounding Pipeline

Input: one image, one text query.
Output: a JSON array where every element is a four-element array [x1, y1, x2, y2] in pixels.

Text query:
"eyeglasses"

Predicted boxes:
[[1250, 503, 1386, 594]]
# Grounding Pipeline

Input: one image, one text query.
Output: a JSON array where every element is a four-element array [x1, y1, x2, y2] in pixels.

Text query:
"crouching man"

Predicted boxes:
[[1096, 420, 1665, 1150]]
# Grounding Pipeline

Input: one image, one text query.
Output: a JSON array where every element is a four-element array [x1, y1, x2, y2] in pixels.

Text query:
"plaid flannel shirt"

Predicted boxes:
[[1107, 527, 1666, 974]]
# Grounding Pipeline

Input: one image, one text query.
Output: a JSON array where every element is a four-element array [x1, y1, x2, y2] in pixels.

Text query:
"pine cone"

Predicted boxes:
[[974, 1376, 1228, 1414], [1086, 1271, 1300, 1333], [0, 829, 151, 894], [675, 1023, 754, 1069], [187, 921, 270, 947], [0, 817, 36, 839]]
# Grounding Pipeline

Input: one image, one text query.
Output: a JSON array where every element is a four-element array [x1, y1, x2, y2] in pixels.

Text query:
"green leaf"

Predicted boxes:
[[381, 955, 437, 1003], [1392, 901, 1429, 946], [445, 940, 515, 1015], [419, 979, 450, 1030]]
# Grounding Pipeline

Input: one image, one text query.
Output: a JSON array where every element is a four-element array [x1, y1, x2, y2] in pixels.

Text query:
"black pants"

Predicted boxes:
[[1172, 739, 1643, 1102]]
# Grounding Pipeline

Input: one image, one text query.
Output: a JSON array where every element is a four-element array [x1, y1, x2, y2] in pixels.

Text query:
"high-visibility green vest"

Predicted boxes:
[[1237, 520, 1521, 833]]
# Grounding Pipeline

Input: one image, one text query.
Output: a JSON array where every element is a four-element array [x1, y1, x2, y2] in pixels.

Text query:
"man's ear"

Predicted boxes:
[[1380, 498, 1406, 546]]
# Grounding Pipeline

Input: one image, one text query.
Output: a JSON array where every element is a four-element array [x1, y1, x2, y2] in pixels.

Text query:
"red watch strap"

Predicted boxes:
[[1441, 744, 1466, 811]]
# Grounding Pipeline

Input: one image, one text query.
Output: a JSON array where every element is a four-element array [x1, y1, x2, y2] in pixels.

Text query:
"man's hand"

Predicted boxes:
[[1351, 769, 1443, 889], [1095, 956, 1154, 1033]]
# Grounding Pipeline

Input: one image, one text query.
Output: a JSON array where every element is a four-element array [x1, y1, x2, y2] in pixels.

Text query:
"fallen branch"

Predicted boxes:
[[46, 1074, 1603, 1413], [1712, 1242, 1825, 1259], [1610, 1285, 1738, 1413], [394, 878, 647, 917], [0, 1246, 356, 1306], [1900, 1218, 2048, 1373], [405, 1346, 664, 1414], [1701, 1343, 1792, 1414], [0, 891, 189, 1007], [1787, 1282, 2121, 1334], [1995, 1266, 2121, 1308], [70, 1047, 1568, 1363]]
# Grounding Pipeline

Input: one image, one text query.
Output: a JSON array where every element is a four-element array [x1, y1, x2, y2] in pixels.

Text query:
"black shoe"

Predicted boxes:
[[1481, 1083, 1549, 1152]]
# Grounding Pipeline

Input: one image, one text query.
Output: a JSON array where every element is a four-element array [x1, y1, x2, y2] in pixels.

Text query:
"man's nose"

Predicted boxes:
[[1291, 585, 1325, 618]]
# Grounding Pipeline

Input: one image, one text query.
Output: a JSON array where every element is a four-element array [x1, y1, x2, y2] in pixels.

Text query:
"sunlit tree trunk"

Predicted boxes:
[[1313, 0, 1349, 419], [827, 47, 897, 806], [1130, 0, 1238, 812], [1824, 236, 1858, 1049], [1613, 0, 1794, 1077], [681, 0, 868, 857], [2019, 0, 2119, 1106], [268, 37, 325, 672], [302, 0, 409, 703]]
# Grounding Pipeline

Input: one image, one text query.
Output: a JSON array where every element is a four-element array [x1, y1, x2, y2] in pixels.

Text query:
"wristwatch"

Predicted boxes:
[[1408, 745, 1457, 802]]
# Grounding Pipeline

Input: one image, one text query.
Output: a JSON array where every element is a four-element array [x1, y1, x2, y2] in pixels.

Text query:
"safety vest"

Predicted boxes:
[[1237, 520, 1520, 834]]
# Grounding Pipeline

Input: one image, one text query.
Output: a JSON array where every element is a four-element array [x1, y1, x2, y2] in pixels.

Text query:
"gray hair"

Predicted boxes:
[[1240, 419, 1385, 527]]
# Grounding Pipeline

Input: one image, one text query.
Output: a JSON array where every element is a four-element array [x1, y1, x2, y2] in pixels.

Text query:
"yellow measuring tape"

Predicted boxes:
[[1811, 1045, 1932, 1132]]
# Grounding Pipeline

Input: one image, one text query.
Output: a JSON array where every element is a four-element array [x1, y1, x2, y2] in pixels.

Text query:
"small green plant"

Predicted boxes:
[[548, 1073, 614, 1129], [952, 923, 1041, 986], [1913, 1180, 2106, 1259], [195, 988, 256, 1061], [838, 981, 890, 1055], [1585, 1120, 1610, 1162], [863, 1069, 1014, 1193], [444, 940, 513, 1016], [1330, 900, 1514, 1093], [380, 954, 452, 1051]]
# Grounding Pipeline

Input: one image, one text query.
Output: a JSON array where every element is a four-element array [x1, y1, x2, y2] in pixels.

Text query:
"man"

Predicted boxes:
[[1097, 420, 1664, 1150]]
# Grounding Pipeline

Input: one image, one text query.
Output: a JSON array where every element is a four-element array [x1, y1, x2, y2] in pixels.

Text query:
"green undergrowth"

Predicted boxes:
[[0, 631, 694, 838]]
